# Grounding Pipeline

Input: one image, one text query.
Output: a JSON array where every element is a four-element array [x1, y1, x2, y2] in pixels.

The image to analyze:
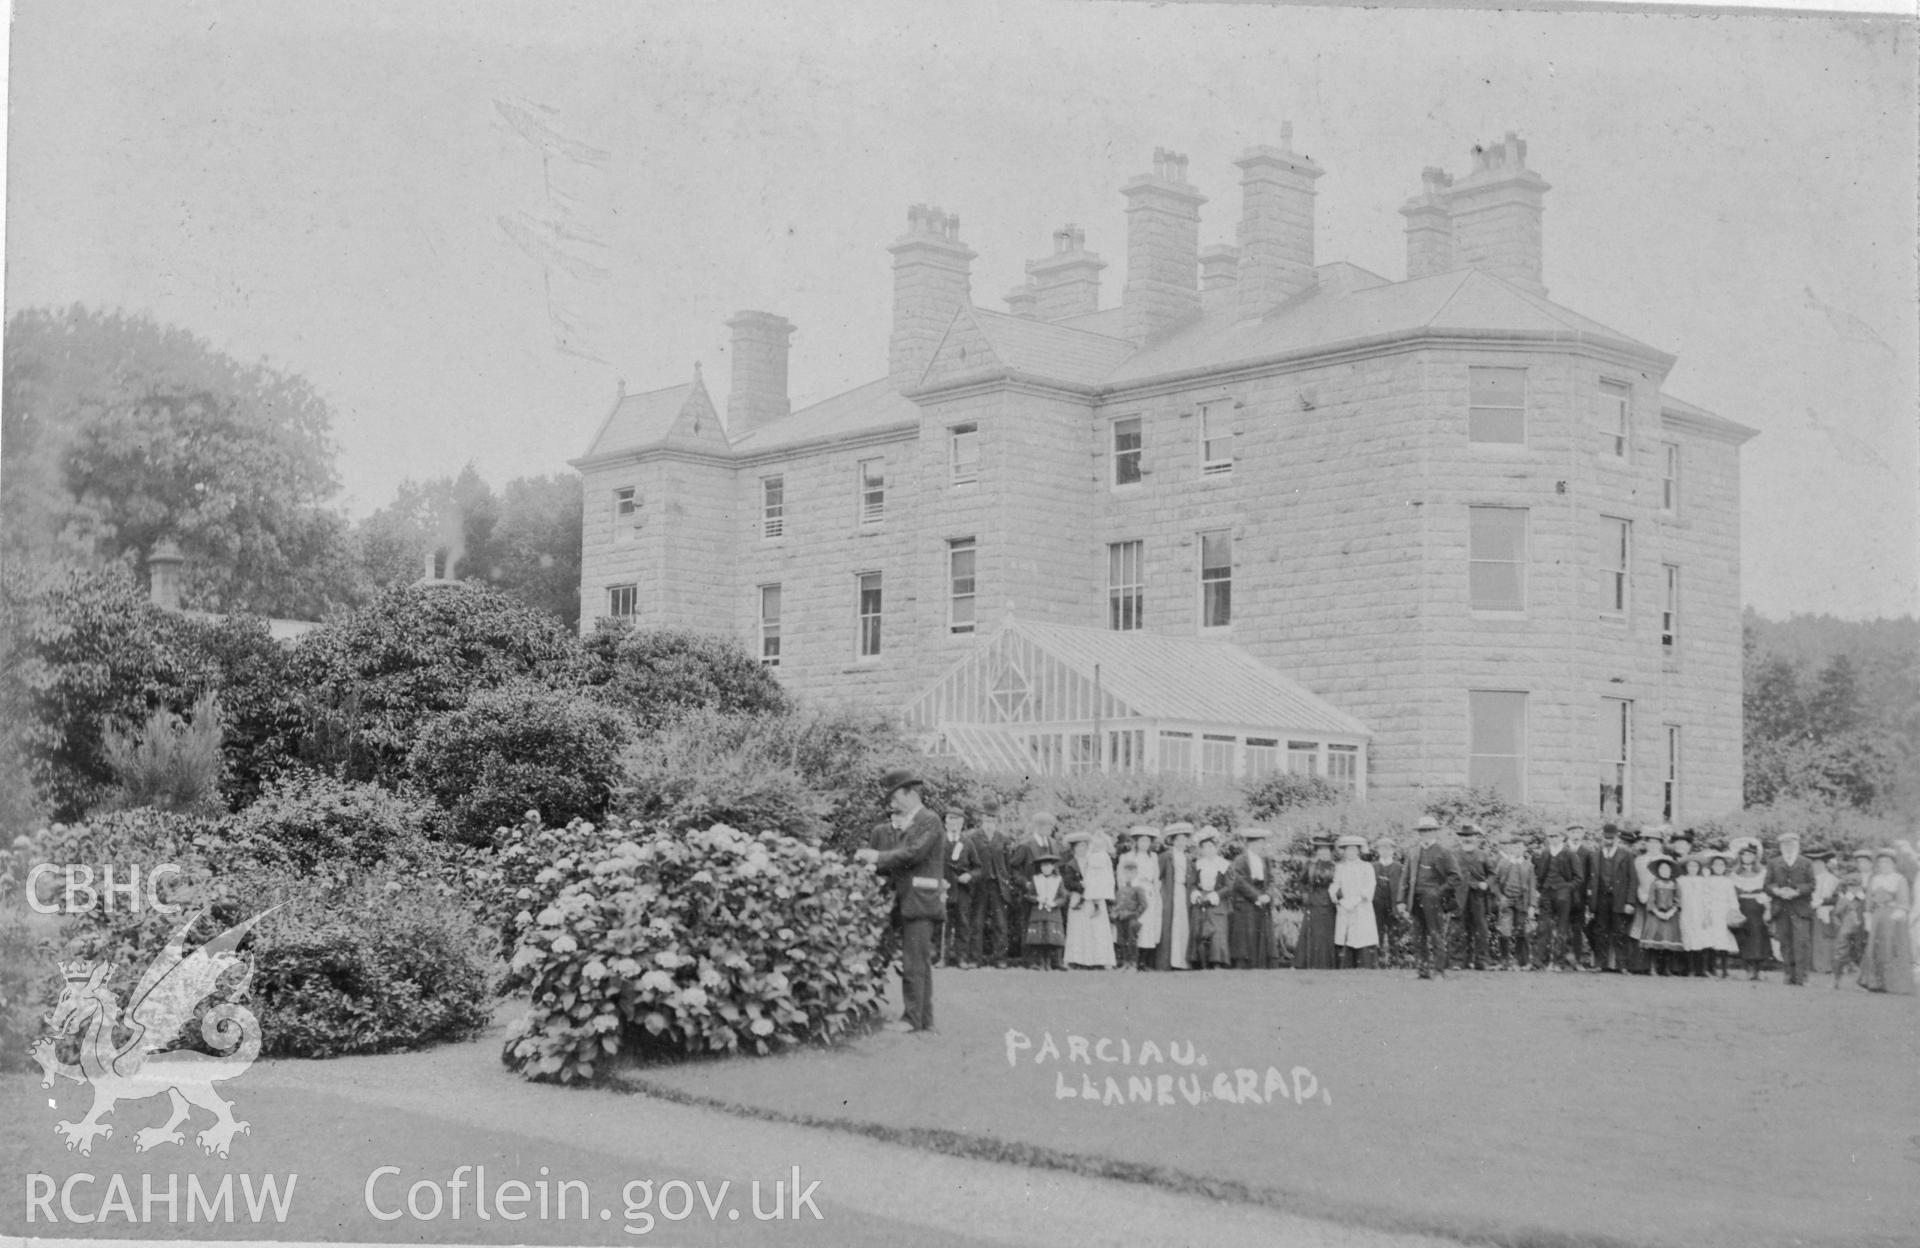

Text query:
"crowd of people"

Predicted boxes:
[[899, 795, 1918, 997]]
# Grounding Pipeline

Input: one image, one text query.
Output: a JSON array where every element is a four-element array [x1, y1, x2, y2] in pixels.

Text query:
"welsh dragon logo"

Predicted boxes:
[[31, 906, 276, 1158]]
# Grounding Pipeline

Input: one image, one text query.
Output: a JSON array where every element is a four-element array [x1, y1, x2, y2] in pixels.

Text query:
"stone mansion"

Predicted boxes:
[[573, 129, 1755, 817]]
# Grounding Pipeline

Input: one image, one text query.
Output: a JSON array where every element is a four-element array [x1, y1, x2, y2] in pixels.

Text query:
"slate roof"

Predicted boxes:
[[959, 307, 1135, 388], [1105, 268, 1671, 387], [730, 377, 919, 455], [948, 618, 1370, 736], [581, 382, 697, 459]]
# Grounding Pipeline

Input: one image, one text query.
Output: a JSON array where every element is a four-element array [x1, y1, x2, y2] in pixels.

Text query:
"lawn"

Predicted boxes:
[[627, 966, 1920, 1248]]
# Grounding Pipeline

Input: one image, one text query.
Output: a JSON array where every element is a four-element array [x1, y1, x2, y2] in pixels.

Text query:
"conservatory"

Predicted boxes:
[[905, 619, 1371, 791]]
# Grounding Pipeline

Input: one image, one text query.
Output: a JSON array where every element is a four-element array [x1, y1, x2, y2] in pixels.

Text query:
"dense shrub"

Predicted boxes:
[[1244, 772, 1344, 821], [584, 624, 787, 733], [0, 562, 306, 820], [1688, 794, 1910, 858], [23, 809, 495, 1060], [408, 684, 629, 844], [288, 582, 591, 786], [223, 771, 439, 873], [500, 819, 892, 1081], [99, 692, 226, 815]]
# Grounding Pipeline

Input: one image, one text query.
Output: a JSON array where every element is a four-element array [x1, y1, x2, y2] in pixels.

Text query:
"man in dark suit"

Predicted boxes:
[[1455, 823, 1497, 971], [961, 797, 1011, 967], [1371, 837, 1405, 969], [1533, 823, 1587, 971], [856, 768, 947, 1032], [1395, 814, 1461, 979], [1586, 823, 1640, 972], [1766, 830, 1818, 986], [1564, 823, 1596, 968]]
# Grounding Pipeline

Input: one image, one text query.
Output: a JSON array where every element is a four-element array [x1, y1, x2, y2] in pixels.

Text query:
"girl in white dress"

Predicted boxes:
[[1331, 835, 1380, 968]]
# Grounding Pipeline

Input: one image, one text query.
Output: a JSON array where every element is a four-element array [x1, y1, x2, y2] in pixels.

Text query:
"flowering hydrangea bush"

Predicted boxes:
[[500, 819, 893, 1082]]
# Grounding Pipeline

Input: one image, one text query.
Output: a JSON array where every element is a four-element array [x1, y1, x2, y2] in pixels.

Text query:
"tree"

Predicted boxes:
[[487, 474, 583, 627], [3, 305, 361, 618], [584, 623, 789, 733]]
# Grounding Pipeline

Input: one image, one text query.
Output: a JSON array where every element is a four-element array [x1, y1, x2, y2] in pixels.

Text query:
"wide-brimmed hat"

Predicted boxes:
[[1163, 821, 1195, 841], [1241, 826, 1273, 840], [1729, 837, 1762, 858], [1776, 830, 1802, 845], [1413, 814, 1441, 832], [879, 767, 923, 795], [1034, 849, 1062, 865], [979, 795, 1003, 815], [1127, 824, 1161, 846], [1457, 824, 1483, 838], [1647, 855, 1677, 876], [1196, 827, 1220, 845], [1335, 835, 1369, 851], [1704, 849, 1732, 866], [1564, 820, 1588, 834], [1063, 830, 1091, 845]]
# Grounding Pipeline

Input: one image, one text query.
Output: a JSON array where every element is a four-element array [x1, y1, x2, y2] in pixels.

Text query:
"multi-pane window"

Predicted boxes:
[[1199, 530, 1232, 628], [1600, 381, 1630, 457], [1663, 725, 1682, 821], [1112, 416, 1143, 487], [1244, 738, 1280, 778], [948, 538, 977, 635], [1199, 401, 1233, 475], [1326, 744, 1359, 790], [1108, 729, 1146, 773], [1662, 565, 1680, 649], [858, 458, 885, 525], [1600, 518, 1630, 615], [761, 475, 785, 539], [1286, 741, 1319, 776], [1468, 367, 1526, 444], [607, 584, 637, 618], [1157, 731, 1193, 777], [1201, 735, 1236, 777], [950, 423, 980, 485], [1468, 690, 1527, 801], [613, 486, 639, 544], [1108, 540, 1144, 631], [1599, 697, 1632, 817], [1469, 506, 1527, 611], [758, 584, 781, 666], [1662, 443, 1681, 513], [856, 572, 883, 658], [1069, 733, 1100, 775]]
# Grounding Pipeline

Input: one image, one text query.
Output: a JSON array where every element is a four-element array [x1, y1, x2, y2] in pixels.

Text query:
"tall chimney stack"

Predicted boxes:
[[1399, 167, 1455, 281], [1025, 224, 1106, 321], [1121, 148, 1206, 342], [1448, 133, 1548, 296], [1234, 125, 1323, 318], [146, 539, 184, 611], [724, 310, 795, 435], [1199, 244, 1241, 315], [889, 204, 976, 391], [1004, 284, 1038, 318]]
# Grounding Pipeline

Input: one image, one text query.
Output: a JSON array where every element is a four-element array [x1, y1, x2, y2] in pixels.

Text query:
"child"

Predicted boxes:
[[1024, 850, 1068, 970], [1110, 860, 1147, 970], [1676, 854, 1712, 977], [1699, 850, 1741, 978], [1639, 856, 1685, 975], [1492, 837, 1537, 970], [1119, 826, 1162, 969]]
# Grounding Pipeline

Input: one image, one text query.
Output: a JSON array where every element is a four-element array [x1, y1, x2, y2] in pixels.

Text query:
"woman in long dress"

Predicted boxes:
[[1294, 838, 1339, 970], [1730, 839, 1773, 980], [1859, 850, 1915, 995], [1119, 827, 1162, 970], [1187, 829, 1234, 968], [1330, 835, 1379, 968], [1639, 857, 1685, 975], [1808, 851, 1842, 975], [1063, 829, 1117, 968]]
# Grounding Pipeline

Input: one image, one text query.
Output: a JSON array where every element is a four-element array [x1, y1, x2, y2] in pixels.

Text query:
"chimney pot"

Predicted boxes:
[[1234, 133, 1324, 317], [1026, 222, 1107, 321], [1447, 133, 1549, 295], [1122, 149, 1207, 341], [147, 539, 185, 611], [889, 202, 977, 390]]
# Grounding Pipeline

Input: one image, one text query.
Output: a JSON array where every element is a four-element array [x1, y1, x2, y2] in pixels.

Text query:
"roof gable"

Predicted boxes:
[[921, 305, 1135, 392], [580, 371, 726, 459]]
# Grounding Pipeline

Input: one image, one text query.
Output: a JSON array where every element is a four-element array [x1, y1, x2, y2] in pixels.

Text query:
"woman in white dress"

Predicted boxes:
[[1064, 828, 1117, 968], [1118, 826, 1163, 970], [1330, 835, 1380, 968]]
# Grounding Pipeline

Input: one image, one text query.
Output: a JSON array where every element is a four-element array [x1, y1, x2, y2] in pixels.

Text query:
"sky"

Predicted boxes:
[[4, 0, 1916, 620]]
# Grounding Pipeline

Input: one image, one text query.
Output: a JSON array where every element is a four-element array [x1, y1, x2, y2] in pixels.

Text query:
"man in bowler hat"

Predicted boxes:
[[1396, 815, 1462, 979], [856, 768, 947, 1031]]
